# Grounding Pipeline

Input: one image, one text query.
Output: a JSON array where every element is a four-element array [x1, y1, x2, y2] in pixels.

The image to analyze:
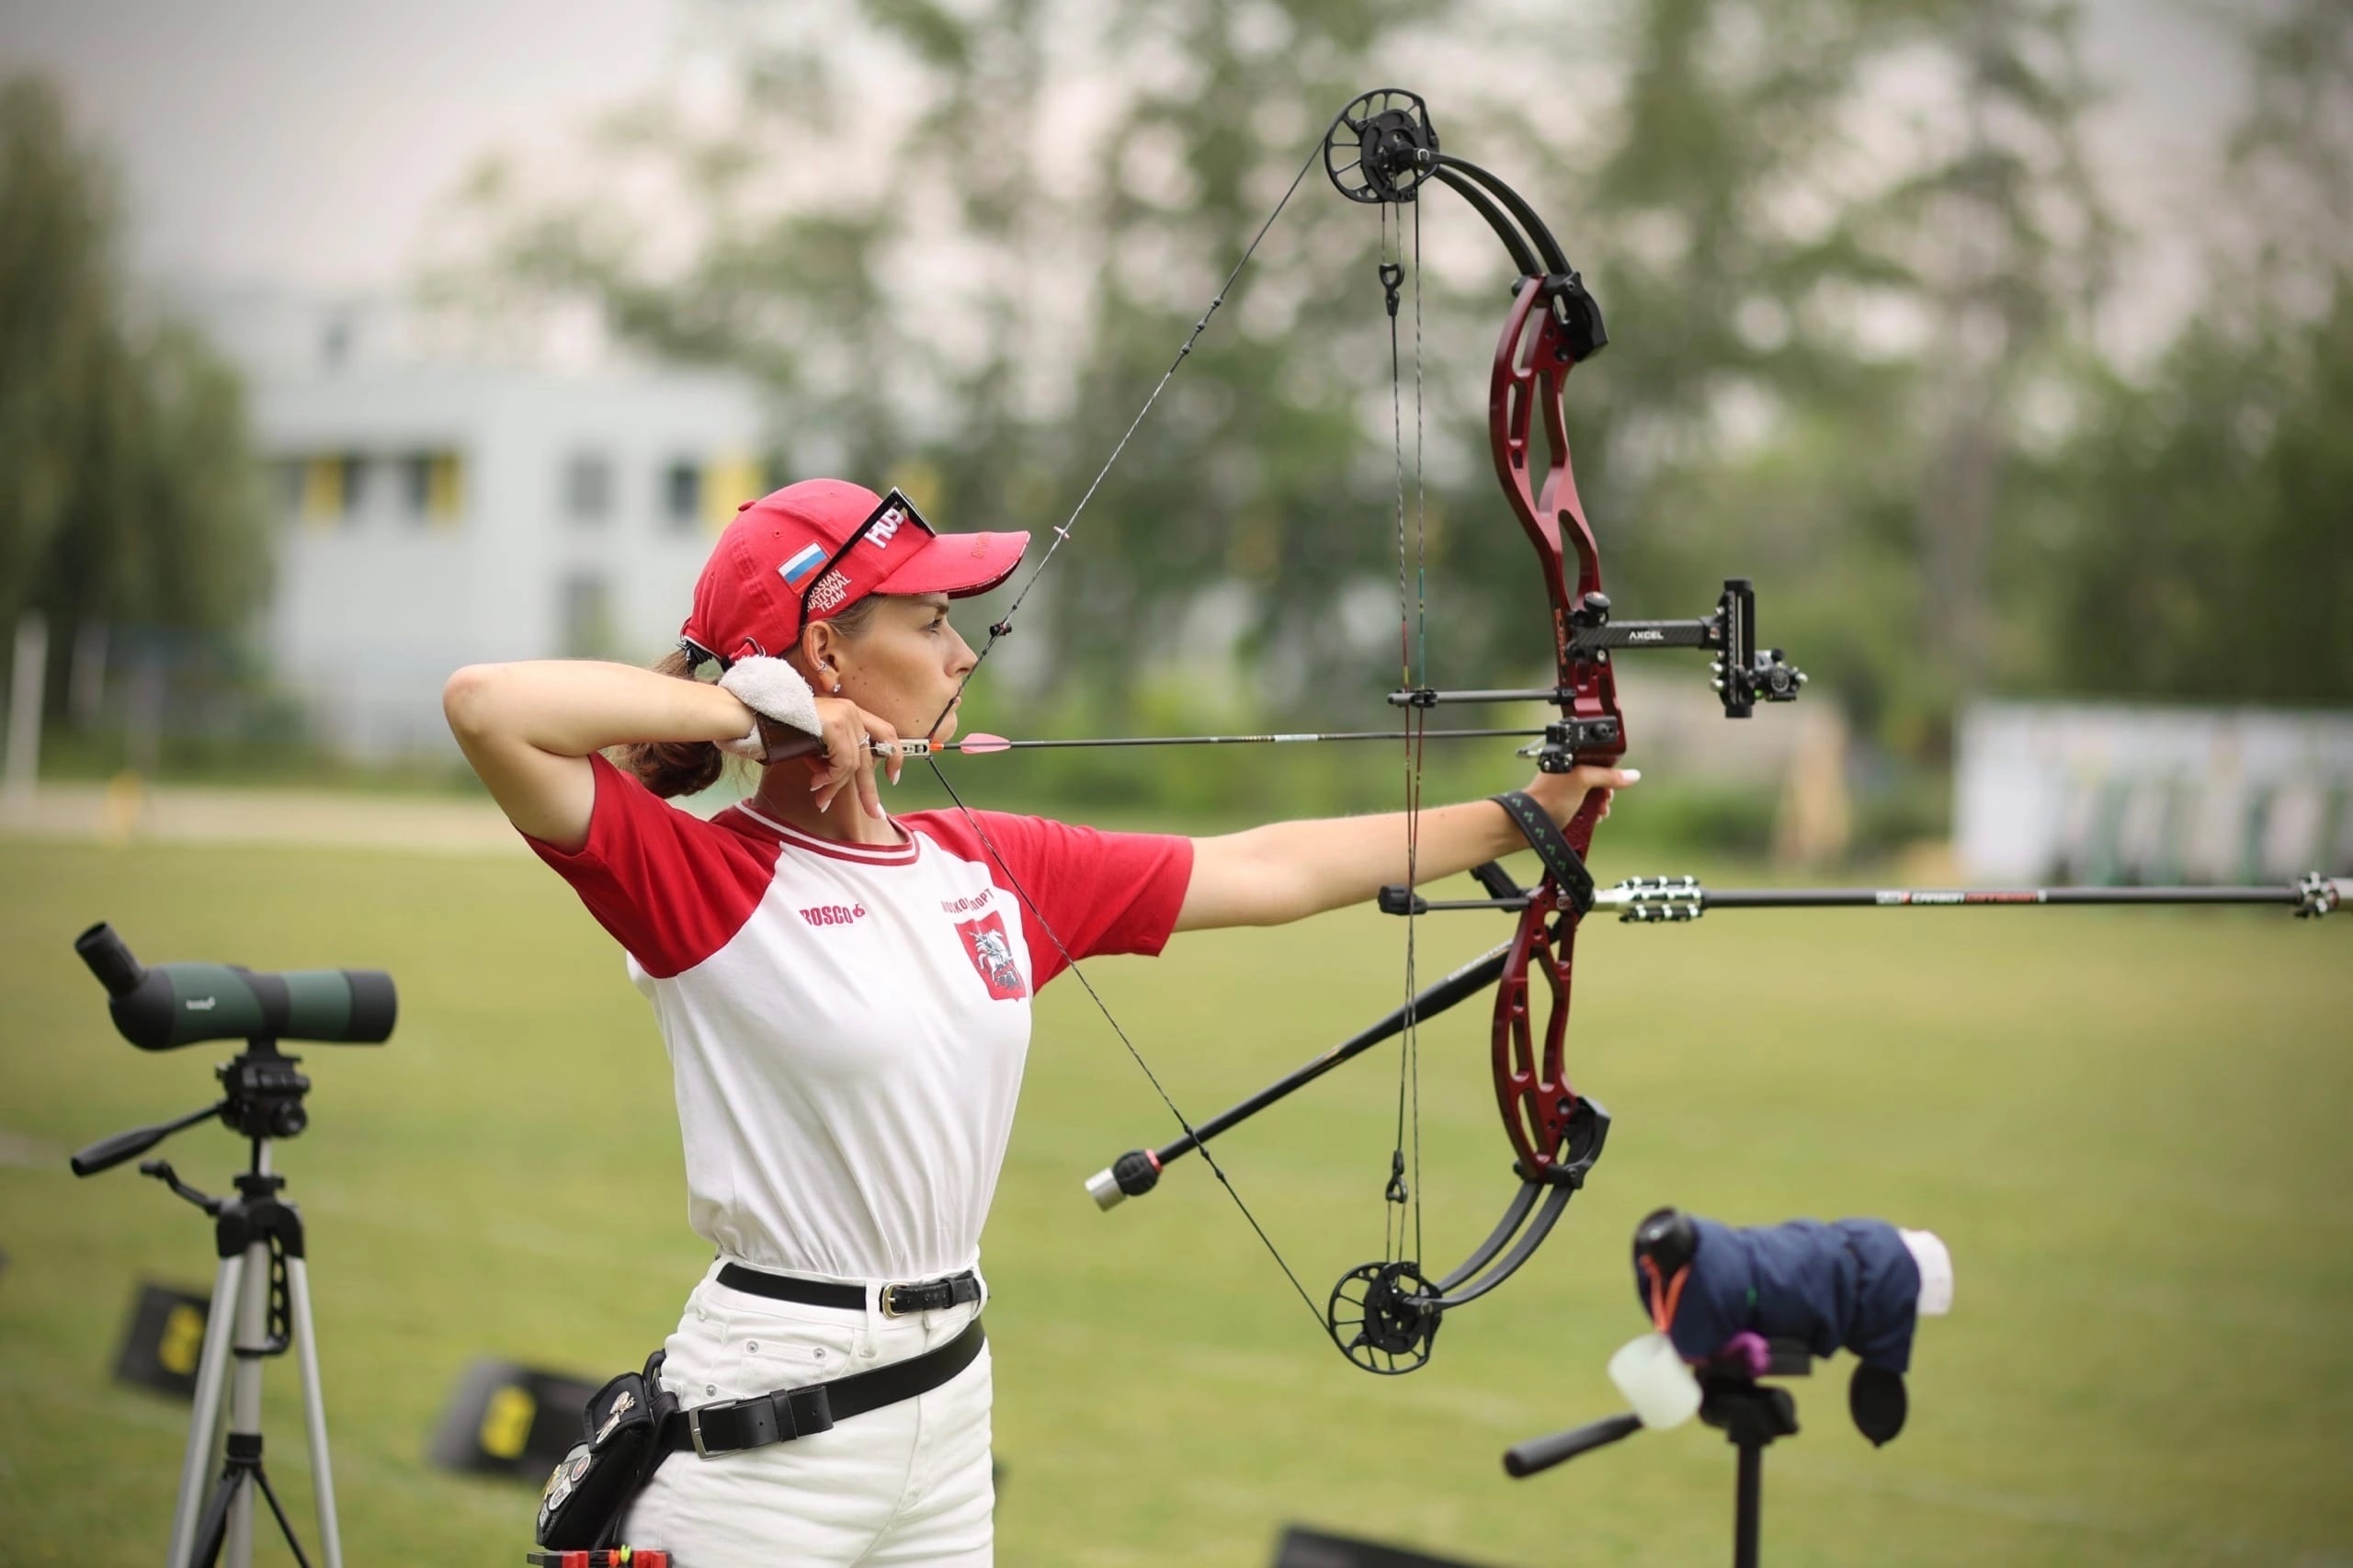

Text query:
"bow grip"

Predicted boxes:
[[1491, 791, 1597, 915]]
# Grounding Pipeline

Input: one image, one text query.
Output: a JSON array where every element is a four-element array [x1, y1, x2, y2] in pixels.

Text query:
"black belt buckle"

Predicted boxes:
[[881, 1280, 943, 1317], [687, 1400, 752, 1459], [688, 1386, 834, 1458]]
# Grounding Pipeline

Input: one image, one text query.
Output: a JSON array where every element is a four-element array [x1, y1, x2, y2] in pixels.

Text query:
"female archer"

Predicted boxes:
[[442, 476, 1633, 1566]]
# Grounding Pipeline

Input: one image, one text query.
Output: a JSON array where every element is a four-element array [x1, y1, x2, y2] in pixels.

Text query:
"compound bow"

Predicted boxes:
[[924, 87, 2342, 1378], [1063, 90, 1803, 1373]]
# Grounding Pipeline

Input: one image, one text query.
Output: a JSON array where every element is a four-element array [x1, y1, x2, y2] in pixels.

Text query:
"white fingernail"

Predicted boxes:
[[1620, 769, 1642, 782]]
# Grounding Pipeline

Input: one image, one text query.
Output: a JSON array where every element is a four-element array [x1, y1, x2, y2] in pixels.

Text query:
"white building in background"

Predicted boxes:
[[191, 287, 767, 758], [1956, 702, 2353, 884]]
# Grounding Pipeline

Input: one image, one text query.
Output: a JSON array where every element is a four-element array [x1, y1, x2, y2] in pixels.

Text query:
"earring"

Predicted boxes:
[[831, 681, 843, 694]]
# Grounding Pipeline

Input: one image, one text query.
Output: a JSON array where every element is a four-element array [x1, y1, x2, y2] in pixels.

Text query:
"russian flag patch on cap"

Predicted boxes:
[[779, 542, 827, 588]]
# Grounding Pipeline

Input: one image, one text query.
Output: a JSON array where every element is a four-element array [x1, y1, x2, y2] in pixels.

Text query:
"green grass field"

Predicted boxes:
[[2, 832, 2348, 1566]]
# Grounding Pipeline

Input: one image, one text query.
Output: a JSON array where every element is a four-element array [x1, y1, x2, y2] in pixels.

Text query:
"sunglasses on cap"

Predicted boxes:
[[781, 488, 938, 630]]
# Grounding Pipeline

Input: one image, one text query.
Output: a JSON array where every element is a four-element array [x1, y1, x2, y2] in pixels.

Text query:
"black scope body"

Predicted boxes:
[[75, 922, 397, 1050]]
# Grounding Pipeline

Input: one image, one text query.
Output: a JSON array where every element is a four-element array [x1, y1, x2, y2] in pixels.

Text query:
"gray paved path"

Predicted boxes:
[[0, 780, 528, 856]]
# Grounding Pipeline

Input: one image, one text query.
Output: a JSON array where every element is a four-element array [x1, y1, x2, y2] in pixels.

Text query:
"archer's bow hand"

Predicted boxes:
[[1518, 765, 1642, 833]]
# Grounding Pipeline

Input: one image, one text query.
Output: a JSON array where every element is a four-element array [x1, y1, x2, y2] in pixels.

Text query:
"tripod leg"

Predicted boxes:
[[245, 1460, 313, 1568], [188, 1437, 313, 1568], [284, 1258, 344, 1568], [188, 1451, 246, 1568], [222, 1237, 275, 1568], [169, 1253, 244, 1568]]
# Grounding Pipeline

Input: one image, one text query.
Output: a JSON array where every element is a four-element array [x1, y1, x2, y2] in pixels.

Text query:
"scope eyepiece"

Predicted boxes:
[[75, 922, 145, 998]]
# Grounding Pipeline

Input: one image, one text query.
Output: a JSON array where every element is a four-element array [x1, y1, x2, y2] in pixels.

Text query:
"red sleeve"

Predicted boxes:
[[902, 809, 1193, 989], [523, 753, 783, 979]]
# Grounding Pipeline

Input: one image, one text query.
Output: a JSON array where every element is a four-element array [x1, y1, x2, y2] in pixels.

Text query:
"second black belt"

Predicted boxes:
[[717, 1262, 983, 1317]]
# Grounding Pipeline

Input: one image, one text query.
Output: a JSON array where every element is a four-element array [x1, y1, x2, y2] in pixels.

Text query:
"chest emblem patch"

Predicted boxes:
[[955, 912, 1029, 1001]]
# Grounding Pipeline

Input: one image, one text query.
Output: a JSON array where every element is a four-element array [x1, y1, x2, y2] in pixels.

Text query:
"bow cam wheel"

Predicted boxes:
[[1327, 1260, 1440, 1374], [1324, 88, 1438, 205]]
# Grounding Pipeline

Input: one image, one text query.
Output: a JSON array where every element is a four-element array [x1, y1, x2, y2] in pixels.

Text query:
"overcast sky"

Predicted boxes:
[[0, 0, 2249, 332]]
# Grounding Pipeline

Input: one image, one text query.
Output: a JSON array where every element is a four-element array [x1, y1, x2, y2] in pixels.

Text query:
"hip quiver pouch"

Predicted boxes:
[[536, 1350, 676, 1551]]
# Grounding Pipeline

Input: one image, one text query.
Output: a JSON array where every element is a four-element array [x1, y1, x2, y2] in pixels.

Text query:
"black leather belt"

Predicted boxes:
[[716, 1262, 983, 1317], [659, 1317, 986, 1459]]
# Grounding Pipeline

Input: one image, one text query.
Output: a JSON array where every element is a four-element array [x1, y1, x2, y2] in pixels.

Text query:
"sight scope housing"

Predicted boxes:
[[75, 922, 397, 1050]]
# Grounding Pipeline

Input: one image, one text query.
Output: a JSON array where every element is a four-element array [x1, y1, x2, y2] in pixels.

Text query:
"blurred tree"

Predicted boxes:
[[1041, 1, 1441, 711], [1891, 0, 2113, 715], [2227, 0, 2352, 304], [2017, 0, 2353, 704], [429, 0, 1437, 721], [443, 0, 2345, 787], [1495, 0, 1933, 745], [2028, 287, 2353, 704], [0, 74, 112, 633], [0, 76, 269, 654], [1519, 0, 2118, 763]]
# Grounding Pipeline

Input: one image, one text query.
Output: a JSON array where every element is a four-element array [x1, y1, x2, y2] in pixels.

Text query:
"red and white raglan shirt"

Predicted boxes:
[[529, 754, 1192, 1282]]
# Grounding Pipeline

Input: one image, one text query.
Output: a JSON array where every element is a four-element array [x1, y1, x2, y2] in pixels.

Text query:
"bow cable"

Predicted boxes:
[[924, 762, 1324, 1326], [1383, 200, 1430, 1276]]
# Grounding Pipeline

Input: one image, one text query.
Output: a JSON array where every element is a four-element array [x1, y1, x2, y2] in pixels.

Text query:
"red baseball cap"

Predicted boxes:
[[681, 479, 1029, 665]]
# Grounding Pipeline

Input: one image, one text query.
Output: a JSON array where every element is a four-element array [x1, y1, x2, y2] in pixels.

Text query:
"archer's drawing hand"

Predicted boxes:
[[805, 696, 903, 820], [1524, 764, 1640, 830]]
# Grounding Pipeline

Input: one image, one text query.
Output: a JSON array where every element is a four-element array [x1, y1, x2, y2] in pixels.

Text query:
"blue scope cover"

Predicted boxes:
[[1638, 1214, 1923, 1373]]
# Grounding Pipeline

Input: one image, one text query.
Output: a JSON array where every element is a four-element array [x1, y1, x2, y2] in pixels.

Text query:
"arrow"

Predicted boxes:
[[877, 727, 1549, 758]]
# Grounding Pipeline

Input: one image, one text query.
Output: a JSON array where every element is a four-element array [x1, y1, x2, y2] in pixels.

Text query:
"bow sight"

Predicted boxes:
[[1391, 577, 1808, 765]]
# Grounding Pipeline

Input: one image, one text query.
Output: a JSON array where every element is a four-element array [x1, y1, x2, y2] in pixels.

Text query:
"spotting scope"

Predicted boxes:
[[75, 922, 397, 1050]]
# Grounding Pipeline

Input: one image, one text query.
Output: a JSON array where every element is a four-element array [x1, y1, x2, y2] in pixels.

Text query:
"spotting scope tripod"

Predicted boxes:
[[71, 922, 394, 1568]]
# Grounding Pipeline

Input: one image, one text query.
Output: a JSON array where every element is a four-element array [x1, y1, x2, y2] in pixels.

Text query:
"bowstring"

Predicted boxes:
[[1383, 200, 1431, 1275], [915, 130, 1340, 1339]]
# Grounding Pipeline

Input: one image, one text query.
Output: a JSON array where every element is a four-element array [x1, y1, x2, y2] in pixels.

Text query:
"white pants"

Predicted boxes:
[[619, 1260, 995, 1567]]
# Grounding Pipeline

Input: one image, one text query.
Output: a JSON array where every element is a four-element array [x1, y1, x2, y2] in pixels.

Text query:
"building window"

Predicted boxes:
[[563, 451, 613, 524], [663, 460, 701, 532], [705, 453, 767, 534], [402, 454, 432, 521], [402, 451, 466, 528], [558, 572, 614, 659], [341, 455, 369, 516], [299, 456, 346, 528]]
